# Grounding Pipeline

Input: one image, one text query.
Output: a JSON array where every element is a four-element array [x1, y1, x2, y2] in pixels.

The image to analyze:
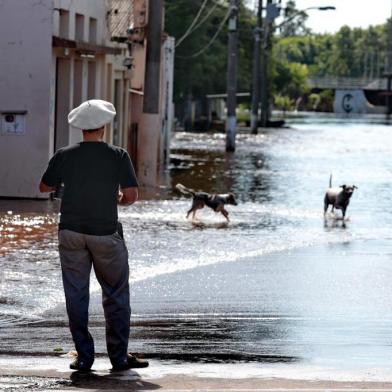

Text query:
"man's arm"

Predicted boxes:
[[39, 150, 62, 194], [118, 186, 138, 205], [118, 150, 138, 205], [39, 181, 55, 193]]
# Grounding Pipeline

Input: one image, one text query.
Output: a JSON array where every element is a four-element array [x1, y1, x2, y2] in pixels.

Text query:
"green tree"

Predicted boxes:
[[278, 0, 310, 37], [165, 0, 255, 106], [165, 0, 229, 103], [271, 58, 309, 99], [311, 34, 335, 76], [275, 23, 388, 79], [274, 94, 295, 116], [330, 26, 356, 76], [356, 25, 387, 78], [275, 35, 320, 66]]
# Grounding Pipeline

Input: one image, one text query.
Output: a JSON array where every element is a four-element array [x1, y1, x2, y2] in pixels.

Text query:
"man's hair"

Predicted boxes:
[[82, 126, 104, 133]]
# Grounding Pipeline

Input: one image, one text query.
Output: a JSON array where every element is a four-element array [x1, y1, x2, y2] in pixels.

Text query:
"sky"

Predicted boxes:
[[248, 0, 392, 33]]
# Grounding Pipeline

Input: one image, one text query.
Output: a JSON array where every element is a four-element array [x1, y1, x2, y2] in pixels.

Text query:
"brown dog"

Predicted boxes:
[[176, 183, 237, 221]]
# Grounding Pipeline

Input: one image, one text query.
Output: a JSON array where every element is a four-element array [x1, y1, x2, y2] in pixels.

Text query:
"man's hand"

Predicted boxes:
[[39, 181, 55, 193], [118, 190, 124, 203], [118, 187, 138, 205]]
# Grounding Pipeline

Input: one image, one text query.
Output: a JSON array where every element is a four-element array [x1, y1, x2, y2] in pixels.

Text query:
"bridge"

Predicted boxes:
[[307, 76, 388, 91], [204, 76, 390, 118], [205, 77, 389, 101]]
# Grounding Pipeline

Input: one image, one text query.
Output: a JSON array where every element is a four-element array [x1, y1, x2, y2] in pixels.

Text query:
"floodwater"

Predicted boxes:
[[1, 115, 392, 378]]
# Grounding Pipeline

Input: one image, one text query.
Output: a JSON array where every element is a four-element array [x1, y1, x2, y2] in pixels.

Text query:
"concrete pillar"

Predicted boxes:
[[137, 0, 163, 188]]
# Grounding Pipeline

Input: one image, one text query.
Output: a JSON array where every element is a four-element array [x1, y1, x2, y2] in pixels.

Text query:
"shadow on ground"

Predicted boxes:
[[70, 370, 161, 390]]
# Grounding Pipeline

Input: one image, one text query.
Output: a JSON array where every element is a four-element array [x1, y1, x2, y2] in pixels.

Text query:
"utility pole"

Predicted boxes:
[[259, 3, 333, 127], [226, 0, 239, 152], [260, 0, 275, 128], [250, 0, 263, 134], [138, 0, 163, 188]]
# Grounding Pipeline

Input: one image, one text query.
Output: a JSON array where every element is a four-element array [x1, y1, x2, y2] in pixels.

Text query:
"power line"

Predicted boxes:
[[191, 2, 220, 33], [177, 8, 231, 59], [175, 0, 209, 48], [175, 1, 222, 49]]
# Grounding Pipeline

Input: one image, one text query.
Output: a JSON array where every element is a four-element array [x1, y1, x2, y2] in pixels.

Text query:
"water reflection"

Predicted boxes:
[[168, 145, 272, 204], [0, 212, 57, 256], [128, 316, 298, 363], [0, 210, 60, 320]]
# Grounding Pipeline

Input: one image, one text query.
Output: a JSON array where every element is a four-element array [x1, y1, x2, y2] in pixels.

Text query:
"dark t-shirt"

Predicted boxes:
[[41, 142, 138, 235]]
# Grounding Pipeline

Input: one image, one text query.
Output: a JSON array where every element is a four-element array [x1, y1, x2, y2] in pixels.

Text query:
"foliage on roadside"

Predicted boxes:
[[274, 94, 295, 115], [237, 103, 250, 124], [306, 90, 334, 112]]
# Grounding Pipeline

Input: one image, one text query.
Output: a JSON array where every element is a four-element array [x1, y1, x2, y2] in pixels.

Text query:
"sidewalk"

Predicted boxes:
[[2, 356, 392, 391]]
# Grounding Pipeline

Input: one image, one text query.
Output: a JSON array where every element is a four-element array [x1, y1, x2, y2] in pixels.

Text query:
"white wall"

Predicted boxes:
[[0, 0, 130, 198], [51, 1, 129, 149], [52, 0, 110, 148], [53, 0, 108, 44], [0, 0, 53, 198], [334, 89, 386, 115]]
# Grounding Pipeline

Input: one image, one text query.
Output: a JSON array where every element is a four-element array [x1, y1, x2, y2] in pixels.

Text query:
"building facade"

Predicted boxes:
[[112, 0, 175, 186], [51, 0, 131, 151], [0, 0, 174, 198]]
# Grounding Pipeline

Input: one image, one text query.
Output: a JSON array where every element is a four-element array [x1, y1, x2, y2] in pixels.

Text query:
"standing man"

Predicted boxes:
[[39, 100, 148, 372]]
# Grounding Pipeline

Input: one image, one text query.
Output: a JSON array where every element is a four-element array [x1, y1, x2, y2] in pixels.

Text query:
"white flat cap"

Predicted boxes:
[[68, 99, 116, 130]]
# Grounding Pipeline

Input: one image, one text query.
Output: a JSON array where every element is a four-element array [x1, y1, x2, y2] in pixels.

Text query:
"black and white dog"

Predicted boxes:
[[176, 183, 237, 221], [324, 175, 357, 220]]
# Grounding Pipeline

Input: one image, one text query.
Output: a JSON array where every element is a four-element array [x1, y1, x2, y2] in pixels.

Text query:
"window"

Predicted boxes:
[[75, 13, 84, 41], [89, 18, 97, 43], [59, 9, 69, 39]]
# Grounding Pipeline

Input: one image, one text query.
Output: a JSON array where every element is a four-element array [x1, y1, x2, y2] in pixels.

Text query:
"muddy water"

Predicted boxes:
[[1, 116, 392, 371]]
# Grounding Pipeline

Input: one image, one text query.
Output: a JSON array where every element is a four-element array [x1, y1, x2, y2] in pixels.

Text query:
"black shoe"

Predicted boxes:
[[111, 354, 149, 371], [69, 358, 93, 372]]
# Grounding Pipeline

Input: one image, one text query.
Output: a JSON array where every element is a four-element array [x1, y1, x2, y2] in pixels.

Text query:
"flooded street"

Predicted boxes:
[[1, 116, 392, 379]]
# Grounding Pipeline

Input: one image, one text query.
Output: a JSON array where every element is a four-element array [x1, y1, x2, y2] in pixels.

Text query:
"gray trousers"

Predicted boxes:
[[58, 229, 130, 367]]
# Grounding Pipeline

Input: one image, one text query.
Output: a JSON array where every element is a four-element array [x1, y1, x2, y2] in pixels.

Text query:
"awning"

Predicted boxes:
[[52, 36, 122, 55]]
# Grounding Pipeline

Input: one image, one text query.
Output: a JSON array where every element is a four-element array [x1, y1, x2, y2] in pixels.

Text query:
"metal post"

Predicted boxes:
[[138, 0, 163, 188], [143, 0, 163, 113], [250, 0, 263, 134], [226, 0, 239, 152], [260, 31, 269, 127], [260, 0, 273, 128], [387, 76, 392, 116]]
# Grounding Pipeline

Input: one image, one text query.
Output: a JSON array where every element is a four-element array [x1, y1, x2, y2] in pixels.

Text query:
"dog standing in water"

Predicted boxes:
[[176, 184, 237, 221], [324, 175, 357, 220]]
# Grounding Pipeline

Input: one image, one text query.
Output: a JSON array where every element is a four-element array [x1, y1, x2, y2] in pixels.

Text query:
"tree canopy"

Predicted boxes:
[[165, 0, 255, 103], [165, 0, 391, 110], [275, 22, 389, 79]]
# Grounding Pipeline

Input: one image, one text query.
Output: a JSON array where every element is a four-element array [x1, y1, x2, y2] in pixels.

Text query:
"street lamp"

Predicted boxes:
[[275, 6, 336, 29], [318, 6, 336, 10], [258, 4, 336, 128]]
